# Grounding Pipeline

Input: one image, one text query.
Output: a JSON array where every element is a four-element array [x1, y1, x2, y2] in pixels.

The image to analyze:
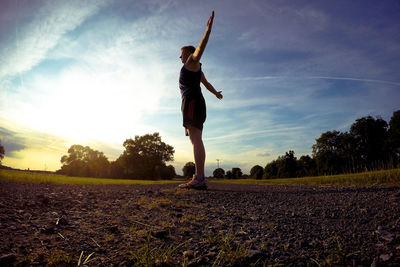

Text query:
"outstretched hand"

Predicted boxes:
[[215, 91, 223, 100], [207, 11, 214, 30]]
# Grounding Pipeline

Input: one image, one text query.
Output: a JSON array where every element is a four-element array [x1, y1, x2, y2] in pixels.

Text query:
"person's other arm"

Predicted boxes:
[[201, 72, 223, 99]]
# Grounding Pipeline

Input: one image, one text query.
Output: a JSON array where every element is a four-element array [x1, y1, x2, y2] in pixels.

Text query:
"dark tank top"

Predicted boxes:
[[179, 64, 202, 98]]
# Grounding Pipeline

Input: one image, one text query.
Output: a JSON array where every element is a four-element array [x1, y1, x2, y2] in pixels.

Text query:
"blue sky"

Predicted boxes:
[[0, 0, 399, 175]]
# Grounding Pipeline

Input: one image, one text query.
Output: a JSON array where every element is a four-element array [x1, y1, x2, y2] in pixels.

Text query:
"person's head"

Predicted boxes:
[[180, 45, 195, 64]]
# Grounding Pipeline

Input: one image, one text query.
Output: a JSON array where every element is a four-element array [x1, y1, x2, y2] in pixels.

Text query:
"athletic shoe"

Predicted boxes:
[[178, 175, 207, 190]]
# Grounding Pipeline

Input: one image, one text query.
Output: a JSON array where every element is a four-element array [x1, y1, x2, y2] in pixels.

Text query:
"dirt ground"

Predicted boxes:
[[0, 180, 400, 266]]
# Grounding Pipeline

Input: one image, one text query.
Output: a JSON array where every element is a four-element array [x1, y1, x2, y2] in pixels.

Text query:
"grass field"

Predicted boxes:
[[1, 168, 400, 186], [0, 169, 180, 185], [212, 168, 400, 186]]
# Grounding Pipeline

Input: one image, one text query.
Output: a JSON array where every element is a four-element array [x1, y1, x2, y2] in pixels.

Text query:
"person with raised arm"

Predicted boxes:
[[178, 11, 223, 190]]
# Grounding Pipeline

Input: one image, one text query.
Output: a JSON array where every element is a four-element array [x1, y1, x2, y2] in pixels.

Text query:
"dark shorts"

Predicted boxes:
[[181, 94, 206, 136]]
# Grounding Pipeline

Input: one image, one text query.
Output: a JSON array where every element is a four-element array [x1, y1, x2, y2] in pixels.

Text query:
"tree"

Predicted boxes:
[[232, 168, 243, 179], [156, 164, 176, 179], [59, 145, 110, 177], [276, 150, 297, 178], [264, 160, 278, 179], [213, 168, 225, 178], [109, 157, 125, 178], [0, 140, 4, 165], [312, 131, 355, 175], [182, 162, 195, 178], [120, 133, 175, 179], [389, 110, 400, 167], [250, 165, 263, 179], [350, 116, 389, 170], [296, 155, 317, 177], [225, 170, 233, 179]]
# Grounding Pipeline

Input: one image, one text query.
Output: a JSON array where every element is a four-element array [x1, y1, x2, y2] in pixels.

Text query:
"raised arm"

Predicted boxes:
[[192, 11, 214, 62]]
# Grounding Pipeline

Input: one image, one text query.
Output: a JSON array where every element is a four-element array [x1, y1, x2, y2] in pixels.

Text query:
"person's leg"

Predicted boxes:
[[187, 126, 205, 177]]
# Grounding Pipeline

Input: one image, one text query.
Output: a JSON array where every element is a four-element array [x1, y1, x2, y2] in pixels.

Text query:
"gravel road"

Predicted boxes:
[[0, 181, 399, 266]]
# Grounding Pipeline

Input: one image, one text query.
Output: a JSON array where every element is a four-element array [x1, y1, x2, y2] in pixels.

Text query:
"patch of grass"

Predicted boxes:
[[311, 236, 361, 266], [130, 231, 187, 266], [159, 220, 172, 229], [0, 169, 180, 185], [47, 249, 74, 265], [149, 198, 173, 210], [136, 196, 173, 210], [201, 230, 250, 266], [211, 168, 400, 186], [77, 251, 95, 266], [175, 200, 201, 209], [178, 212, 204, 224], [160, 188, 176, 194], [135, 229, 151, 240], [105, 234, 115, 242]]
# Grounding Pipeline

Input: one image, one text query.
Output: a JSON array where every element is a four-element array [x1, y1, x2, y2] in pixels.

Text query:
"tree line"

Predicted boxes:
[[182, 162, 245, 179], [1, 110, 399, 180], [57, 133, 176, 179], [211, 110, 400, 179]]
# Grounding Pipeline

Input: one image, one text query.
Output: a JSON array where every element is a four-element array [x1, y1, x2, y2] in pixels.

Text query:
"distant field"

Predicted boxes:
[[0, 169, 180, 185], [211, 168, 400, 186], [1, 168, 400, 186]]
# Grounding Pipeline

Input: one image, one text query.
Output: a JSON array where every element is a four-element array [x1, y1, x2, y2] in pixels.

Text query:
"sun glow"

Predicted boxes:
[[12, 63, 167, 144]]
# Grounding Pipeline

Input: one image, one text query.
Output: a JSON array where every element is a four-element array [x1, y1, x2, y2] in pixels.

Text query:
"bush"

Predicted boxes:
[[250, 165, 263, 179], [182, 162, 195, 178], [213, 168, 225, 178]]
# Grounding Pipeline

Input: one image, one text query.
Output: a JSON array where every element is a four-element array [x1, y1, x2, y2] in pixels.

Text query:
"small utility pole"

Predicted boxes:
[[216, 159, 221, 169]]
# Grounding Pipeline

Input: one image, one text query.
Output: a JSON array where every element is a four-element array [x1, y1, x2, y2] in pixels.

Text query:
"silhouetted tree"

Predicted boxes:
[[109, 157, 125, 178], [389, 110, 400, 167], [156, 164, 176, 179], [119, 133, 175, 179], [182, 162, 195, 178], [231, 168, 243, 179], [0, 140, 4, 165], [296, 155, 317, 177], [350, 116, 389, 170], [276, 150, 297, 178], [213, 168, 225, 178], [225, 170, 233, 179], [250, 165, 263, 179], [312, 131, 355, 175], [265, 152, 317, 178], [59, 145, 110, 177], [264, 160, 278, 179]]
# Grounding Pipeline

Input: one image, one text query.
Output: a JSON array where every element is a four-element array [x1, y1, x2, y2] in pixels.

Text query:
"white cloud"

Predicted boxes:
[[257, 151, 271, 157], [0, 0, 108, 80], [205, 126, 305, 143]]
